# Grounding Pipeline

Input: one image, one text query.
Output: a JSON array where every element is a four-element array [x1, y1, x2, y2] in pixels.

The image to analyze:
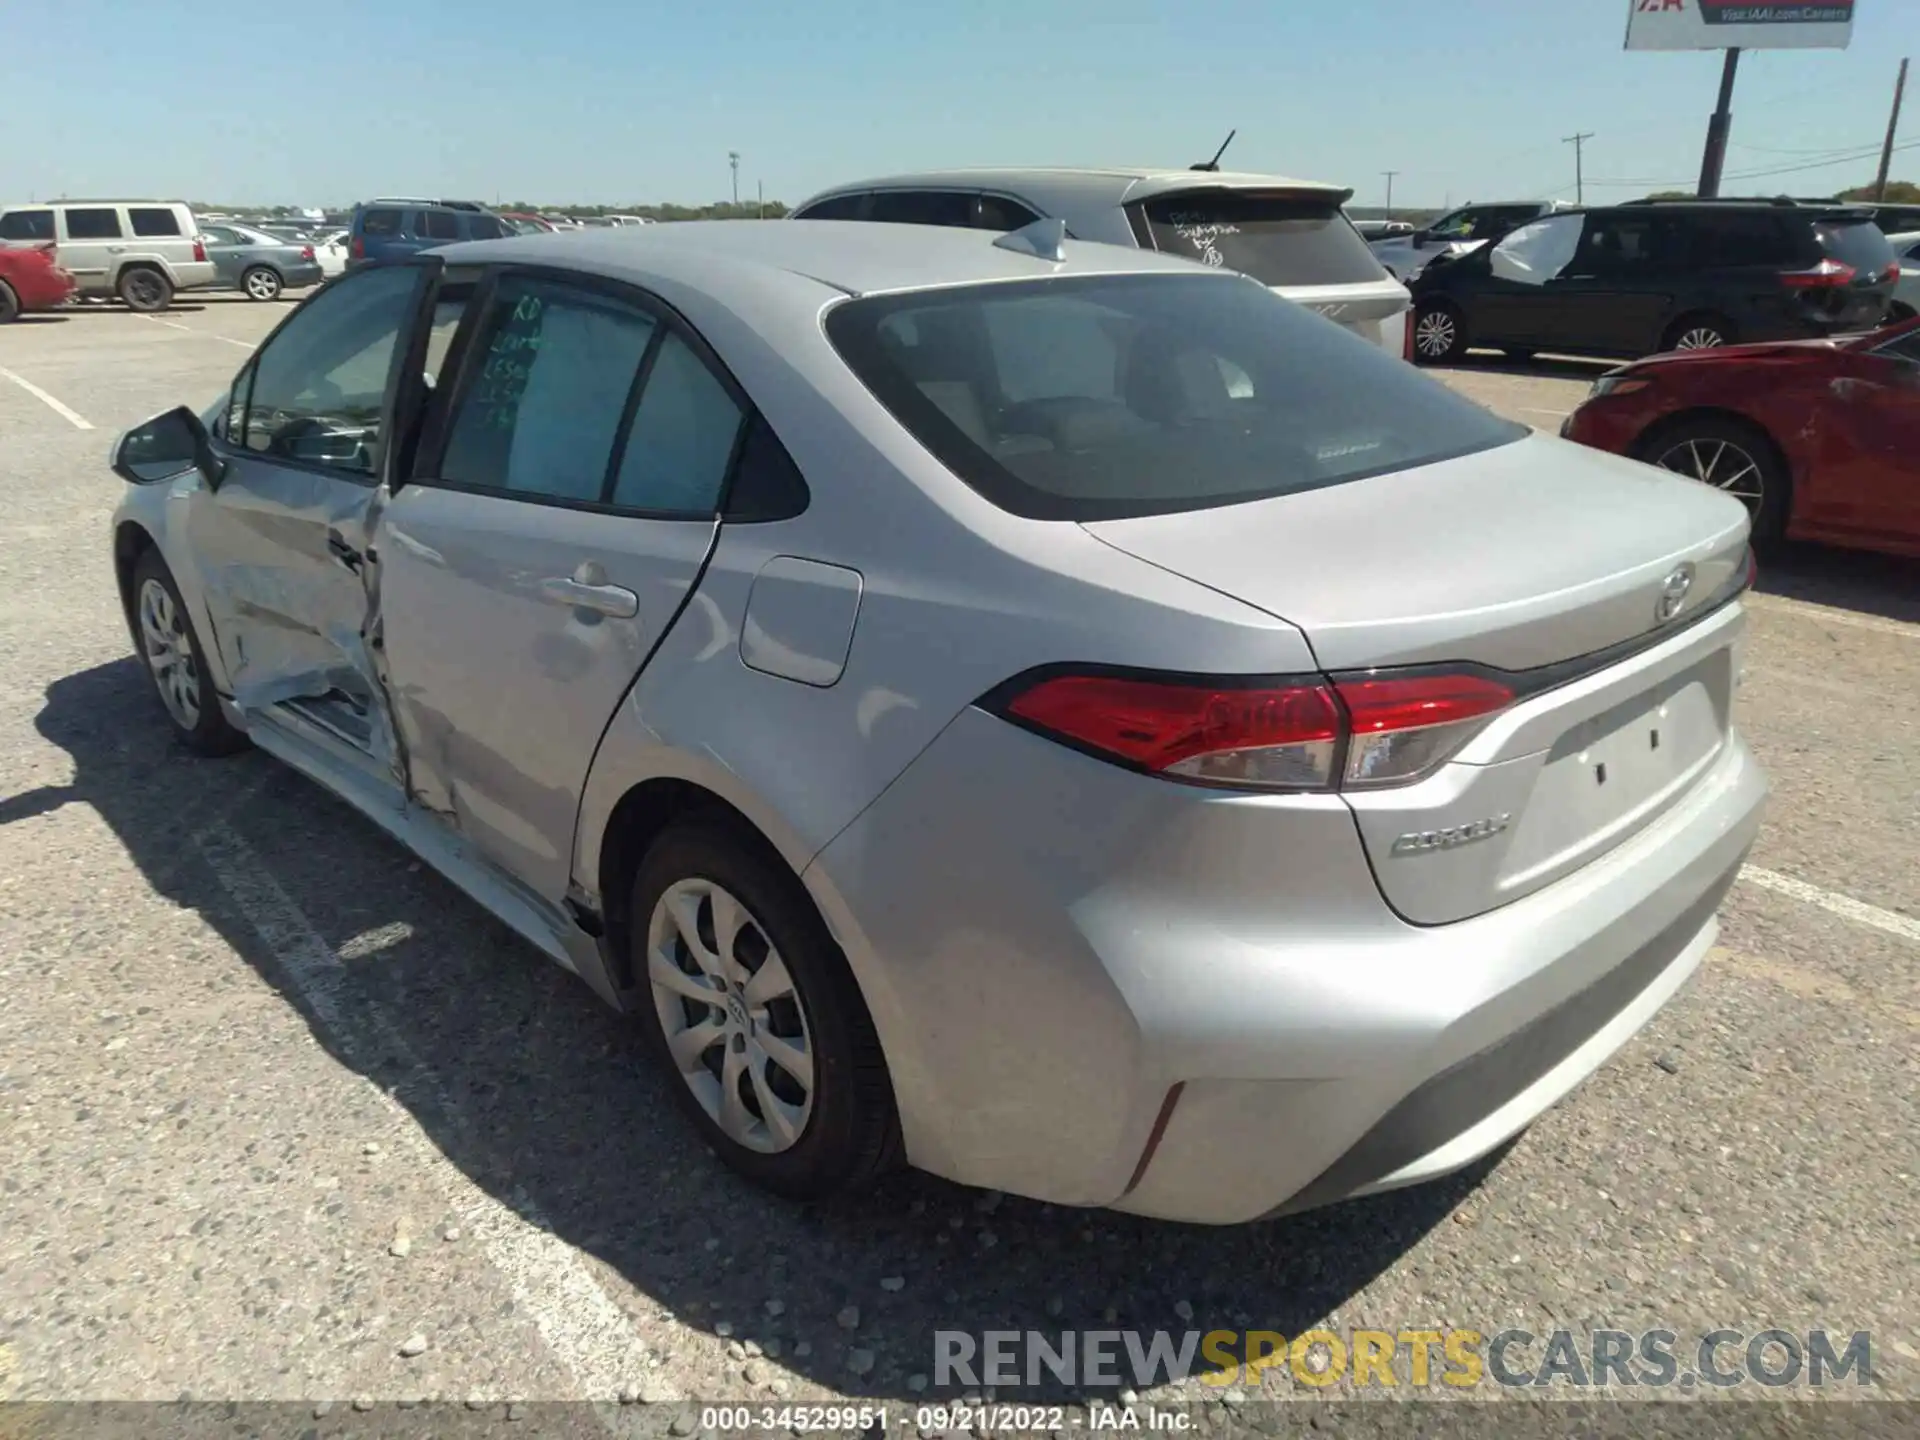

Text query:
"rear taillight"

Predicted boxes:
[[350, 235, 365, 259], [300, 245, 315, 260], [990, 667, 1514, 792], [1780, 258, 1855, 289], [192, 236, 207, 262]]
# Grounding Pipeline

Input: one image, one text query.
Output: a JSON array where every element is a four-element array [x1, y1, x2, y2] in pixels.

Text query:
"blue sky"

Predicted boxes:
[[7, 0, 1916, 209]]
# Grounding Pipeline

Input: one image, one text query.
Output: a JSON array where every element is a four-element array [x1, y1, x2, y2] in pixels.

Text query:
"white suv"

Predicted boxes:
[[792, 168, 1411, 355], [1369, 201, 1576, 283], [0, 200, 216, 311]]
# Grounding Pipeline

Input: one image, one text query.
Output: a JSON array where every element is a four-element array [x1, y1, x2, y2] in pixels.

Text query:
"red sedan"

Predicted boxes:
[[1562, 317, 1920, 558], [0, 242, 77, 322]]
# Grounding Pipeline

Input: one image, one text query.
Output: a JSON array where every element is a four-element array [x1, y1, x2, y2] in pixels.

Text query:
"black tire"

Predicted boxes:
[[1660, 312, 1736, 353], [0, 279, 18, 324], [1411, 301, 1468, 364], [1887, 302, 1916, 325], [628, 816, 899, 1201], [129, 549, 250, 756], [118, 266, 174, 313], [241, 265, 282, 302], [1634, 414, 1789, 550]]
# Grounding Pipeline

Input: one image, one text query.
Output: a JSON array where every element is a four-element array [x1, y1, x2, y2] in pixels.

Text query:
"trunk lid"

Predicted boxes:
[[1083, 432, 1753, 923]]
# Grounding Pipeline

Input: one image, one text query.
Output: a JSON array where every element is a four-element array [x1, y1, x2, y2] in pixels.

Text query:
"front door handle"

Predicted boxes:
[[539, 562, 638, 618]]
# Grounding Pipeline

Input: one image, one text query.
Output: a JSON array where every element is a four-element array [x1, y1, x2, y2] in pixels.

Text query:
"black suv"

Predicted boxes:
[[1409, 200, 1898, 364]]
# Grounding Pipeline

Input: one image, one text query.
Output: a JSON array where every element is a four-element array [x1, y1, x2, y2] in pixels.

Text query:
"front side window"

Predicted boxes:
[[609, 333, 743, 513], [1138, 191, 1386, 286], [466, 214, 509, 240], [1489, 214, 1586, 286], [64, 207, 123, 240], [0, 209, 55, 242], [1574, 214, 1674, 275], [1425, 207, 1480, 242], [827, 273, 1525, 521], [794, 193, 870, 221], [439, 277, 657, 502], [419, 210, 461, 241], [129, 207, 183, 238], [239, 264, 428, 475]]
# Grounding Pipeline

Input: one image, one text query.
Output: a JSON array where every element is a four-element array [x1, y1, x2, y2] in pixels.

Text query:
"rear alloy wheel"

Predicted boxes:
[[118, 267, 174, 313], [130, 549, 249, 756], [1662, 315, 1733, 352], [241, 266, 282, 302], [1643, 417, 1788, 548], [630, 818, 898, 1200], [1412, 303, 1467, 364]]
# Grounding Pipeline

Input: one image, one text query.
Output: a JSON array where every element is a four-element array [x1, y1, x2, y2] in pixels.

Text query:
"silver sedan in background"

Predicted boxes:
[[105, 221, 1763, 1223], [197, 222, 324, 300]]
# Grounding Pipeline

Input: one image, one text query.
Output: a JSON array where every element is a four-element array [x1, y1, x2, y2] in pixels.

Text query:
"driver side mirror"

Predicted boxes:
[[112, 405, 225, 488], [1411, 229, 1433, 246]]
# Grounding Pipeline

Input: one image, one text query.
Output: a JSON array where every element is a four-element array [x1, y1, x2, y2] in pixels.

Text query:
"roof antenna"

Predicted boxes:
[[1191, 129, 1237, 173], [993, 216, 1069, 262]]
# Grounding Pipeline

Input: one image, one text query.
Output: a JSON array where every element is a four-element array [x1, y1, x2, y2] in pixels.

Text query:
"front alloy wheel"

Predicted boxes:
[[139, 576, 201, 730], [1672, 326, 1726, 351], [647, 877, 816, 1153], [1653, 435, 1766, 508], [1413, 306, 1463, 362]]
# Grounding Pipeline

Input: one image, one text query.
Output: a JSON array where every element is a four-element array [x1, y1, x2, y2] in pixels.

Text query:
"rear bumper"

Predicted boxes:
[[806, 706, 1765, 1225]]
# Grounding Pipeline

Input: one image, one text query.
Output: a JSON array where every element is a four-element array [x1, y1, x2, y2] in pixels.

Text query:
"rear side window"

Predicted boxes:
[[1815, 219, 1897, 275], [466, 214, 509, 240], [974, 194, 1043, 232], [419, 210, 461, 241], [609, 333, 743, 514], [64, 207, 123, 240], [794, 193, 870, 221], [0, 209, 55, 241], [1138, 192, 1385, 287], [826, 273, 1524, 521], [360, 208, 402, 237], [868, 191, 974, 228], [439, 277, 657, 502], [1678, 212, 1798, 268], [128, 207, 183, 238]]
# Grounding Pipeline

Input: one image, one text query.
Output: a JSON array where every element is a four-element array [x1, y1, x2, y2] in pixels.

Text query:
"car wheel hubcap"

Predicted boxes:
[[246, 271, 277, 299], [1675, 327, 1723, 350], [1655, 437, 1766, 510], [127, 274, 161, 306], [138, 578, 201, 728], [1415, 311, 1455, 357], [646, 877, 814, 1154]]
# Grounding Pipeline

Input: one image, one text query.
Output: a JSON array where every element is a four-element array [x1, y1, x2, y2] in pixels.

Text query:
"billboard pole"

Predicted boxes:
[[1696, 47, 1743, 199]]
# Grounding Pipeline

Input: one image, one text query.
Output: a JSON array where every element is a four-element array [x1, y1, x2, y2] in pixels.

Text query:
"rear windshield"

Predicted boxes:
[[1815, 219, 1897, 275], [1137, 191, 1386, 288], [825, 273, 1524, 522]]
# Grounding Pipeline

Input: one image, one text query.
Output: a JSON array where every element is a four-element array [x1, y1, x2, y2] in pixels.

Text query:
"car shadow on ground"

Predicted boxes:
[[1757, 543, 1920, 626], [9, 656, 1502, 1401]]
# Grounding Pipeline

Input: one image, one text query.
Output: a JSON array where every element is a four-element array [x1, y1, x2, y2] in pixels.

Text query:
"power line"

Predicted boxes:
[[1583, 136, 1919, 189]]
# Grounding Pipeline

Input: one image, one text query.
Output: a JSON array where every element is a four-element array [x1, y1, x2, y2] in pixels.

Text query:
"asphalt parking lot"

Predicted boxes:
[[1, 301, 1916, 1417]]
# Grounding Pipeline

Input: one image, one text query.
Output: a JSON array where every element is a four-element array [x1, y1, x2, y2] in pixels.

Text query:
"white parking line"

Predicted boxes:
[[0, 366, 94, 430], [195, 823, 660, 1407], [138, 315, 256, 350], [1520, 406, 1570, 419], [1740, 865, 1920, 946]]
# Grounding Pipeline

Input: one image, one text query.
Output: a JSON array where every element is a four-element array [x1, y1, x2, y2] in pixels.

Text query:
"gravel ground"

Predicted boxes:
[[1, 304, 1914, 1423]]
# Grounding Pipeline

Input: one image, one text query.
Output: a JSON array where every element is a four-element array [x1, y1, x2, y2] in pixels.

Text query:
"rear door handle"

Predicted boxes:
[[539, 576, 638, 618]]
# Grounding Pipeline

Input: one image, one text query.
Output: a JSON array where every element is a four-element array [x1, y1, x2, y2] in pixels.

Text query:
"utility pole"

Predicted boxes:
[[1696, 48, 1742, 198], [757, 179, 765, 220], [1564, 132, 1594, 205], [1873, 58, 1910, 202], [1382, 170, 1399, 220], [728, 151, 741, 207]]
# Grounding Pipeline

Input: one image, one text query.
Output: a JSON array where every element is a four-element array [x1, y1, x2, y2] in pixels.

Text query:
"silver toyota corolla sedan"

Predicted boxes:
[[107, 220, 1766, 1224]]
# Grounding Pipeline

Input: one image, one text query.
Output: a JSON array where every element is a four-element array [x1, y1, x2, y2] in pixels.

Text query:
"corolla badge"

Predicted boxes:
[[1657, 564, 1696, 624], [1391, 814, 1512, 856]]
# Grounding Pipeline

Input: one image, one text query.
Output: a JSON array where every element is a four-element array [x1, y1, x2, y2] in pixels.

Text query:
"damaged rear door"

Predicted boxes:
[[375, 267, 733, 905], [189, 260, 440, 773]]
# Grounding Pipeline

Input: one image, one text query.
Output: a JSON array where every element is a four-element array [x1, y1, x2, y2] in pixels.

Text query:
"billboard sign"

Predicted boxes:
[[1625, 1, 1856, 50]]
